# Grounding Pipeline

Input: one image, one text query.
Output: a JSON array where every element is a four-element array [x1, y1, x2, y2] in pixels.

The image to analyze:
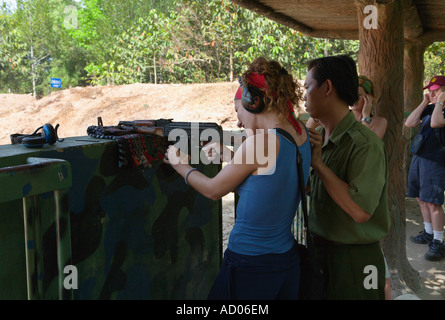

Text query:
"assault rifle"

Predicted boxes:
[[118, 119, 221, 139], [118, 118, 225, 154], [117, 118, 247, 153]]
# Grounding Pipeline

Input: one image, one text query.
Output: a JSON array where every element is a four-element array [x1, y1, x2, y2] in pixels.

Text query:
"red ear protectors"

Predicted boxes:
[[21, 124, 64, 148], [239, 77, 266, 114]]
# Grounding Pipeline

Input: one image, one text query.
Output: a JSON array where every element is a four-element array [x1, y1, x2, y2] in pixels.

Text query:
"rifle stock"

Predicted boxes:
[[129, 126, 166, 137]]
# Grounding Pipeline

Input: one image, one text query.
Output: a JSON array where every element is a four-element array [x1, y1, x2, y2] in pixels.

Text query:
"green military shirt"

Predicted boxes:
[[309, 111, 391, 244]]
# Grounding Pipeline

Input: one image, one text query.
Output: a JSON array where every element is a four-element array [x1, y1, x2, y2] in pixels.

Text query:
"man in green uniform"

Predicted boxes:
[[304, 55, 391, 300]]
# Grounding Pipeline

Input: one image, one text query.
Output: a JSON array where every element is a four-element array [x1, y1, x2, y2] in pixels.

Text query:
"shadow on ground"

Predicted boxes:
[[223, 196, 445, 300], [405, 197, 445, 300]]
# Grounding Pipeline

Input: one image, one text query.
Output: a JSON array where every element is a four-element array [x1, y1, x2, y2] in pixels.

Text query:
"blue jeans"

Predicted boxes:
[[207, 243, 300, 300]]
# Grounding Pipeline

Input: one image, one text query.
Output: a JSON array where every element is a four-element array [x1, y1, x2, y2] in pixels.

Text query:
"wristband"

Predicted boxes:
[[438, 101, 444, 107], [185, 168, 198, 185]]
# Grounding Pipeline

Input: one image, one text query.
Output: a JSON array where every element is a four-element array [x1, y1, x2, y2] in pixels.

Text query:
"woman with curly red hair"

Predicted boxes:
[[164, 57, 310, 299]]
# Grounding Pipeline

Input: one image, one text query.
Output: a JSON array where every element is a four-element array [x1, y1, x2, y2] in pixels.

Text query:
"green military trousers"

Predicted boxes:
[[313, 240, 386, 300]]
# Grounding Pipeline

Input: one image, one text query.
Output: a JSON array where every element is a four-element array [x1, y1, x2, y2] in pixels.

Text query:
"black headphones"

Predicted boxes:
[[239, 77, 266, 114], [20, 124, 64, 148]]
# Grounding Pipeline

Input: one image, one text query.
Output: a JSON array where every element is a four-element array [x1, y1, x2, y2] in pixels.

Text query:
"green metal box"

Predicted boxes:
[[0, 136, 222, 299]]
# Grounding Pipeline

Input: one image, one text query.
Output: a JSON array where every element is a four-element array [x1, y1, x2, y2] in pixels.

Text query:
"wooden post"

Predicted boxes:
[[403, 39, 430, 189], [404, 40, 428, 113], [356, 0, 421, 296]]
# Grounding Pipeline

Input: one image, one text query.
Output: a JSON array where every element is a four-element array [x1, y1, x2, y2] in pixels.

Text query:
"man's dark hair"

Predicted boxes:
[[307, 55, 359, 106]]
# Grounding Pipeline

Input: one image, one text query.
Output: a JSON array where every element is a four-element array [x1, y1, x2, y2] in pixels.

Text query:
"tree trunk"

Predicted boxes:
[[153, 51, 157, 84], [30, 39, 36, 99], [229, 13, 234, 82], [404, 40, 428, 112], [355, 0, 421, 297]]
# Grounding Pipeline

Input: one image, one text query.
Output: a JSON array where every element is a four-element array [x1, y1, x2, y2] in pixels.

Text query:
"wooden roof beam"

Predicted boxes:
[[229, 0, 313, 35], [403, 0, 424, 40], [309, 29, 359, 40]]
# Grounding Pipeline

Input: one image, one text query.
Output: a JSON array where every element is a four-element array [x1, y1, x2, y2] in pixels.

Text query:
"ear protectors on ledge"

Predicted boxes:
[[239, 77, 266, 114], [21, 123, 64, 148]]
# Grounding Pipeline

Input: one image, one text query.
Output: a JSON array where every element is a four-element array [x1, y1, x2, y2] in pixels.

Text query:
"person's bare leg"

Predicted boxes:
[[426, 203, 444, 241], [418, 198, 432, 224], [410, 198, 434, 244]]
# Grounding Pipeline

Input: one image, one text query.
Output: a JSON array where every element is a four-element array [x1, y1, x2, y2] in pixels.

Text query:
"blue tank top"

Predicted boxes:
[[227, 129, 311, 255]]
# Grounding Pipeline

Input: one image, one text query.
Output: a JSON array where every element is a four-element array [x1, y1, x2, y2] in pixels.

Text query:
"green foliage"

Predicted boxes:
[[3, 0, 441, 97], [0, 0, 361, 94], [68, 0, 104, 51], [91, 10, 172, 85], [424, 42, 445, 82], [0, 0, 81, 97], [0, 15, 29, 93]]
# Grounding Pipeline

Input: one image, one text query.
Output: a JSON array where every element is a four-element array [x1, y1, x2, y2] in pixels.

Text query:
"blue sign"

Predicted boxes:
[[50, 78, 62, 88]]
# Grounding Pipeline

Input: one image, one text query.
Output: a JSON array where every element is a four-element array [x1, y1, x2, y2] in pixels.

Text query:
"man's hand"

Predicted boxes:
[[424, 91, 432, 104], [437, 92, 445, 105], [362, 94, 373, 118], [308, 128, 323, 170]]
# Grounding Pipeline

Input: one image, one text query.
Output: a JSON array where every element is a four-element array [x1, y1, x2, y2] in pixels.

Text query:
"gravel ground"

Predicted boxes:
[[220, 196, 445, 299]]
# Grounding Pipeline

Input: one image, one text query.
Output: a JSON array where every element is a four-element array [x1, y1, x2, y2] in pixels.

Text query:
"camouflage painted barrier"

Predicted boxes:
[[0, 135, 222, 299], [0, 157, 72, 300]]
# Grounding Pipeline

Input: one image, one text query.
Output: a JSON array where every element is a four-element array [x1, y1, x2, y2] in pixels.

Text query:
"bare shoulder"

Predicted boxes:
[[237, 131, 278, 155], [296, 120, 309, 146]]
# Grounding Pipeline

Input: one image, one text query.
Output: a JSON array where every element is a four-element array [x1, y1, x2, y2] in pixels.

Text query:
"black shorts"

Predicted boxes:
[[407, 155, 445, 204]]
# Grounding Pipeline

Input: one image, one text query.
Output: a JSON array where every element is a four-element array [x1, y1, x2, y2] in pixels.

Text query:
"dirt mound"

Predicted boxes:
[[0, 82, 242, 146], [1, 82, 443, 300]]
